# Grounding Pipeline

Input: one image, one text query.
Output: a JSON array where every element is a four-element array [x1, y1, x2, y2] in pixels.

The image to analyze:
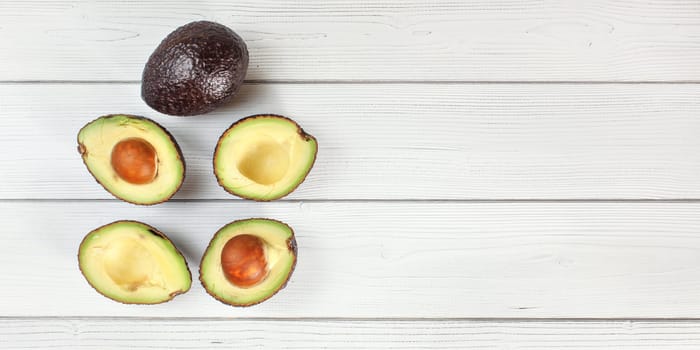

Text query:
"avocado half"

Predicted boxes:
[[200, 218, 297, 306], [213, 115, 317, 201], [141, 21, 249, 116], [78, 221, 192, 304], [77, 114, 185, 205]]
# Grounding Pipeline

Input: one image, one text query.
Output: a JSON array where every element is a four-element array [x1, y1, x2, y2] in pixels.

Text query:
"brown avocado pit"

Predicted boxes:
[[110, 137, 158, 185], [221, 234, 269, 288], [141, 21, 249, 116]]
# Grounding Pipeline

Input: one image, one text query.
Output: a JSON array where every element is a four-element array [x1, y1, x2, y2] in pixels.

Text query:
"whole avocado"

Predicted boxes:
[[141, 21, 249, 116]]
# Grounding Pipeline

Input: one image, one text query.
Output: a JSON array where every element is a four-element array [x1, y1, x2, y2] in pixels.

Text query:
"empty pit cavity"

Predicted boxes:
[[102, 238, 156, 291], [236, 138, 290, 185]]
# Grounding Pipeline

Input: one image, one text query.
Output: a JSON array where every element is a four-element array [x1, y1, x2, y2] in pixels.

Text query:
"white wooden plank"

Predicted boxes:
[[3, 318, 700, 349], [1, 1, 699, 81], [3, 201, 700, 318], [1, 83, 700, 200]]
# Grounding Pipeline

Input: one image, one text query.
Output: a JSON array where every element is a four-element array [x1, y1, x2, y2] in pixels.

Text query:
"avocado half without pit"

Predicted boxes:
[[200, 218, 297, 306], [77, 114, 185, 205], [79, 221, 192, 304], [214, 115, 317, 201]]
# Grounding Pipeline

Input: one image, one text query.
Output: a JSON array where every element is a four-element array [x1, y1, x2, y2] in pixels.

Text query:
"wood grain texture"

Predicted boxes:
[[4, 201, 700, 318], [2, 83, 700, 200], [3, 318, 700, 349], [1, 0, 699, 81]]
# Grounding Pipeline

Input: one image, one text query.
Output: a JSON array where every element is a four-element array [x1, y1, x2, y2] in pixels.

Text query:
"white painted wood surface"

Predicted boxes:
[[4, 319, 700, 349], [0, 1, 699, 81], [4, 201, 700, 318], [2, 83, 700, 200], [2, 0, 699, 348]]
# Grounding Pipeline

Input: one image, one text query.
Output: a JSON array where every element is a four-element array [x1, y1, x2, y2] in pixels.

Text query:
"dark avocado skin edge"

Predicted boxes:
[[141, 21, 249, 116], [213, 114, 318, 201], [199, 218, 298, 307], [77, 220, 193, 305], [77, 114, 186, 206]]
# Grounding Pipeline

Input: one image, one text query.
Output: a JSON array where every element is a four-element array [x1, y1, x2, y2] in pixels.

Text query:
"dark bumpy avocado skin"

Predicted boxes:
[[142, 21, 249, 116]]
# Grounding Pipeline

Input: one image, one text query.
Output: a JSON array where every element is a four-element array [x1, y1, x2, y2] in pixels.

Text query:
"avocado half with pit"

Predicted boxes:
[[78, 221, 192, 304], [214, 115, 317, 201], [200, 218, 297, 306], [77, 114, 185, 205]]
